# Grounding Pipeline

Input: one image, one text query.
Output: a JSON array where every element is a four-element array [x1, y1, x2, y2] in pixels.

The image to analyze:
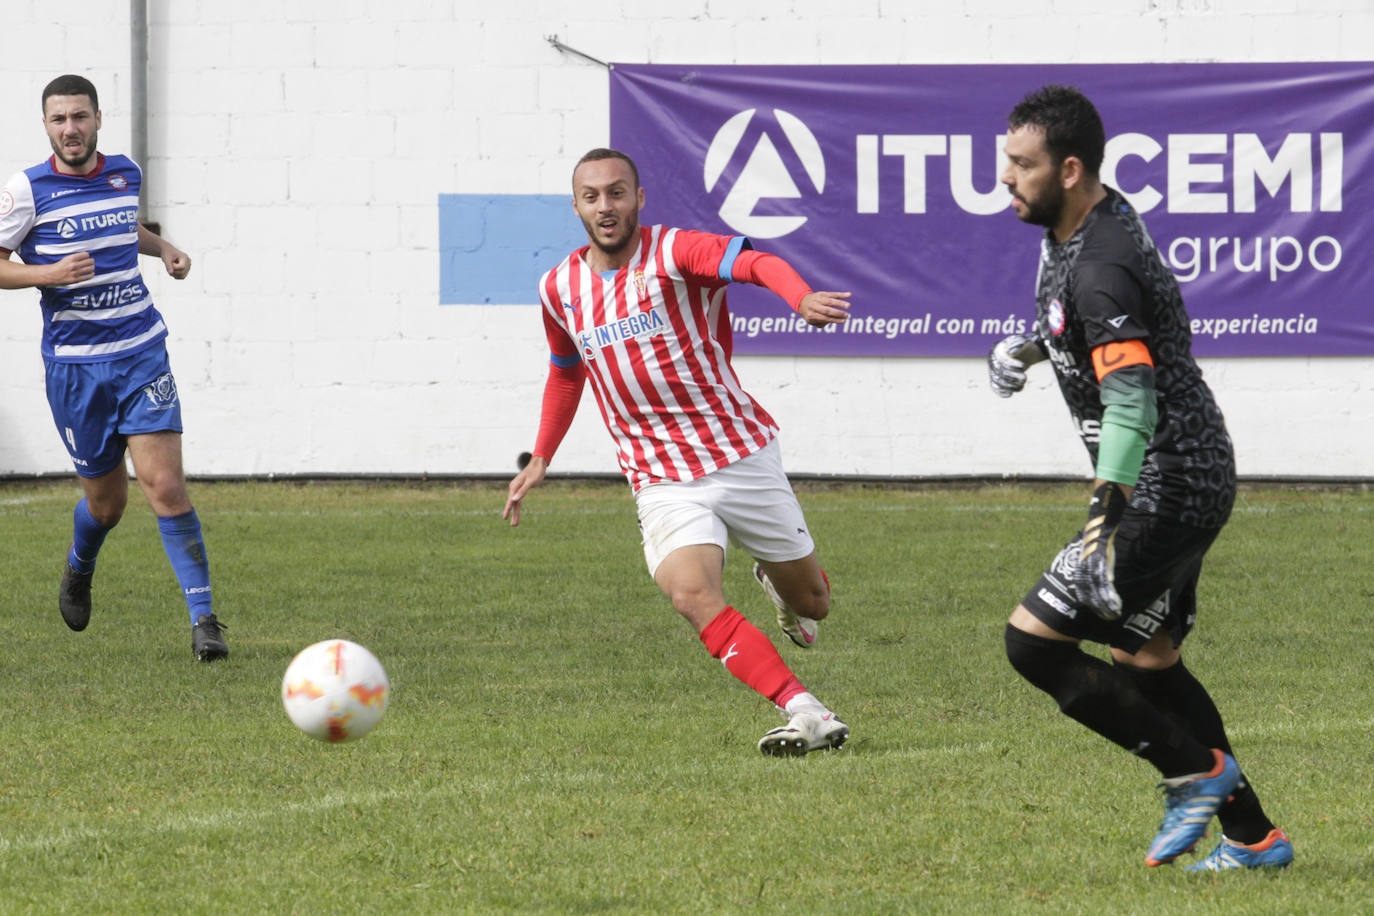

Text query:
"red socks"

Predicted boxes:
[[699, 606, 805, 706]]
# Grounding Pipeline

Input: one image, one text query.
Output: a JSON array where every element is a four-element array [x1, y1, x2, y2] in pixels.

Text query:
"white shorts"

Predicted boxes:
[[635, 440, 816, 577]]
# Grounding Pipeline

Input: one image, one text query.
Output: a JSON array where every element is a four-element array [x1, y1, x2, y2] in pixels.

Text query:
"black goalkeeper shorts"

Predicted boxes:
[[1020, 508, 1223, 654]]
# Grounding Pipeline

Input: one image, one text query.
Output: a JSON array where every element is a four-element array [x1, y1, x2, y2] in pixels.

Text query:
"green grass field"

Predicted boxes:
[[1, 479, 1370, 914]]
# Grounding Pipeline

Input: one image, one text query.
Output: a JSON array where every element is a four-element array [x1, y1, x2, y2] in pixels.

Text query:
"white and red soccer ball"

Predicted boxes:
[[281, 640, 389, 742]]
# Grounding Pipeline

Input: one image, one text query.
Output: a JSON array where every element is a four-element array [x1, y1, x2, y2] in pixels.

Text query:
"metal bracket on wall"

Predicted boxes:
[[546, 35, 611, 69]]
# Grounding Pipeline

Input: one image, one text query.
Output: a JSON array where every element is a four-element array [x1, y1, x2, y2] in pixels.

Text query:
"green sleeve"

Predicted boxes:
[[1095, 364, 1158, 486]]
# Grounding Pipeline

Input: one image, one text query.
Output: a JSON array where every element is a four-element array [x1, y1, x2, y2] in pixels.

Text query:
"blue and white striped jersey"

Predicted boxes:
[[0, 153, 167, 363]]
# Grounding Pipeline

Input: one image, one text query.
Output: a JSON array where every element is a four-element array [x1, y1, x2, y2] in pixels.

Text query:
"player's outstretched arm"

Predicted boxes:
[[137, 224, 191, 279], [728, 248, 850, 328], [503, 456, 549, 527], [987, 332, 1047, 397], [796, 291, 852, 328]]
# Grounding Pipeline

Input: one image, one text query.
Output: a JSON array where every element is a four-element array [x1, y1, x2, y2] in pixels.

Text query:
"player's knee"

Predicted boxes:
[[1004, 623, 1039, 679], [768, 567, 829, 619], [86, 495, 127, 527], [796, 584, 830, 620], [1005, 623, 1079, 693], [664, 583, 724, 628], [667, 589, 700, 616], [142, 477, 191, 515], [1110, 634, 1179, 671], [90, 505, 125, 527], [676, 601, 729, 636]]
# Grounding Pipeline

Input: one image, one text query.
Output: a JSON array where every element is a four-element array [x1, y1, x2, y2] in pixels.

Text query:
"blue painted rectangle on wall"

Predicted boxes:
[[438, 193, 586, 305]]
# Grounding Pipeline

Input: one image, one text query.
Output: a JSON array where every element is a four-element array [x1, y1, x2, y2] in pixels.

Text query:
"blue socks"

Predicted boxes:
[[157, 509, 213, 623], [68, 498, 113, 574], [68, 500, 214, 624]]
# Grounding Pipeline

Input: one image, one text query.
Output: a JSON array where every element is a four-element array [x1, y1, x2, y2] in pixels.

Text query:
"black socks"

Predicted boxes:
[[1113, 658, 1276, 844], [1005, 625, 1215, 778]]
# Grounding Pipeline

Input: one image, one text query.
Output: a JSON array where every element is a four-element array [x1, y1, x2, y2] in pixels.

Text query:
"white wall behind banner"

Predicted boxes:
[[0, 1, 1370, 481]]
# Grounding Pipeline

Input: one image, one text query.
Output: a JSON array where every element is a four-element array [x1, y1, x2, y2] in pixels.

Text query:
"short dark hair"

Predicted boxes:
[[1008, 84, 1104, 176], [573, 148, 640, 188], [42, 74, 99, 113]]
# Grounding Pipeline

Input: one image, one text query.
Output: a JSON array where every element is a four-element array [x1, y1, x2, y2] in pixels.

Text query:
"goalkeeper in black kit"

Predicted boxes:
[[989, 84, 1292, 871]]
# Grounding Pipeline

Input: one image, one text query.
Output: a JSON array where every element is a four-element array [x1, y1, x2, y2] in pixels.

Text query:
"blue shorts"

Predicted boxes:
[[44, 345, 184, 478]]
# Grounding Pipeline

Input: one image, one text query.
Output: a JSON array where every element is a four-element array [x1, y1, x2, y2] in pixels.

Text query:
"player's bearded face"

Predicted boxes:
[[1015, 172, 1065, 228], [44, 95, 101, 173], [573, 160, 644, 258], [1002, 126, 1065, 229]]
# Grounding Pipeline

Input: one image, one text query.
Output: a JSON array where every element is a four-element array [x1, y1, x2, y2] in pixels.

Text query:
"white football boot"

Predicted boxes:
[[758, 710, 849, 756], [753, 563, 818, 649]]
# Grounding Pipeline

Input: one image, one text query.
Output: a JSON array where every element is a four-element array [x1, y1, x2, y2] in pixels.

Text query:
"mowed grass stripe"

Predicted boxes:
[[1, 480, 1370, 913], [14, 701, 1367, 859]]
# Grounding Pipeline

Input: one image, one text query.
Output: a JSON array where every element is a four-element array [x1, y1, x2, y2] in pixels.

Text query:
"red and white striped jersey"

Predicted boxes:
[[538, 225, 779, 491]]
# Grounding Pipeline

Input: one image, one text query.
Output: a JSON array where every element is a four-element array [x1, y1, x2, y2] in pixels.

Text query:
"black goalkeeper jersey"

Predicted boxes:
[[1033, 186, 1235, 529]]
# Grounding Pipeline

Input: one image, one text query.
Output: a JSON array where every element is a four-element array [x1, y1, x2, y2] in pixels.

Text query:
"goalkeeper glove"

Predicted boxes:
[[988, 333, 1046, 398], [1075, 481, 1126, 620]]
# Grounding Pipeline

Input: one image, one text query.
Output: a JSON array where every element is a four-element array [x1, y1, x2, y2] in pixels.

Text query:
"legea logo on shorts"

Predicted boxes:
[[703, 108, 824, 239]]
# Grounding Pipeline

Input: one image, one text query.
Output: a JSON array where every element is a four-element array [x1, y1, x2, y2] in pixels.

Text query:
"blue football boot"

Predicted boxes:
[[1145, 749, 1242, 867], [1186, 829, 1294, 872]]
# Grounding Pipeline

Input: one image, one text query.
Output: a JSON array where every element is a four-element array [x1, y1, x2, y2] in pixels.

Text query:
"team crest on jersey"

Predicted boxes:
[[1047, 298, 1066, 336], [632, 269, 651, 307], [0, 190, 12, 216], [107, 174, 129, 191]]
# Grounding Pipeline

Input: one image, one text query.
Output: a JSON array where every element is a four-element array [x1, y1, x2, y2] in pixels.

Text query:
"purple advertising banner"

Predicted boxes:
[[608, 63, 1374, 357]]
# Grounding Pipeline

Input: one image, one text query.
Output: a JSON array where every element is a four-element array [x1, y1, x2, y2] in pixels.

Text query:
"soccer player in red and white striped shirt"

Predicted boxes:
[[504, 148, 853, 755]]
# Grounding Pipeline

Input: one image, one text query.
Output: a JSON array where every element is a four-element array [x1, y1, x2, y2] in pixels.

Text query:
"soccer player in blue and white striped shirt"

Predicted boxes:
[[0, 74, 226, 661]]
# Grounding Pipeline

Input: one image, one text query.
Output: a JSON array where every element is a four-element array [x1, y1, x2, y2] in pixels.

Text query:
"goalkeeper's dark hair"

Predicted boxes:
[[1008, 84, 1105, 177], [574, 148, 640, 189], [42, 74, 99, 113]]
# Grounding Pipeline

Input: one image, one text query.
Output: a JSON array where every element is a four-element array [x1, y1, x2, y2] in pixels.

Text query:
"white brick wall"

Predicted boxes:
[[1, 0, 1370, 480]]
